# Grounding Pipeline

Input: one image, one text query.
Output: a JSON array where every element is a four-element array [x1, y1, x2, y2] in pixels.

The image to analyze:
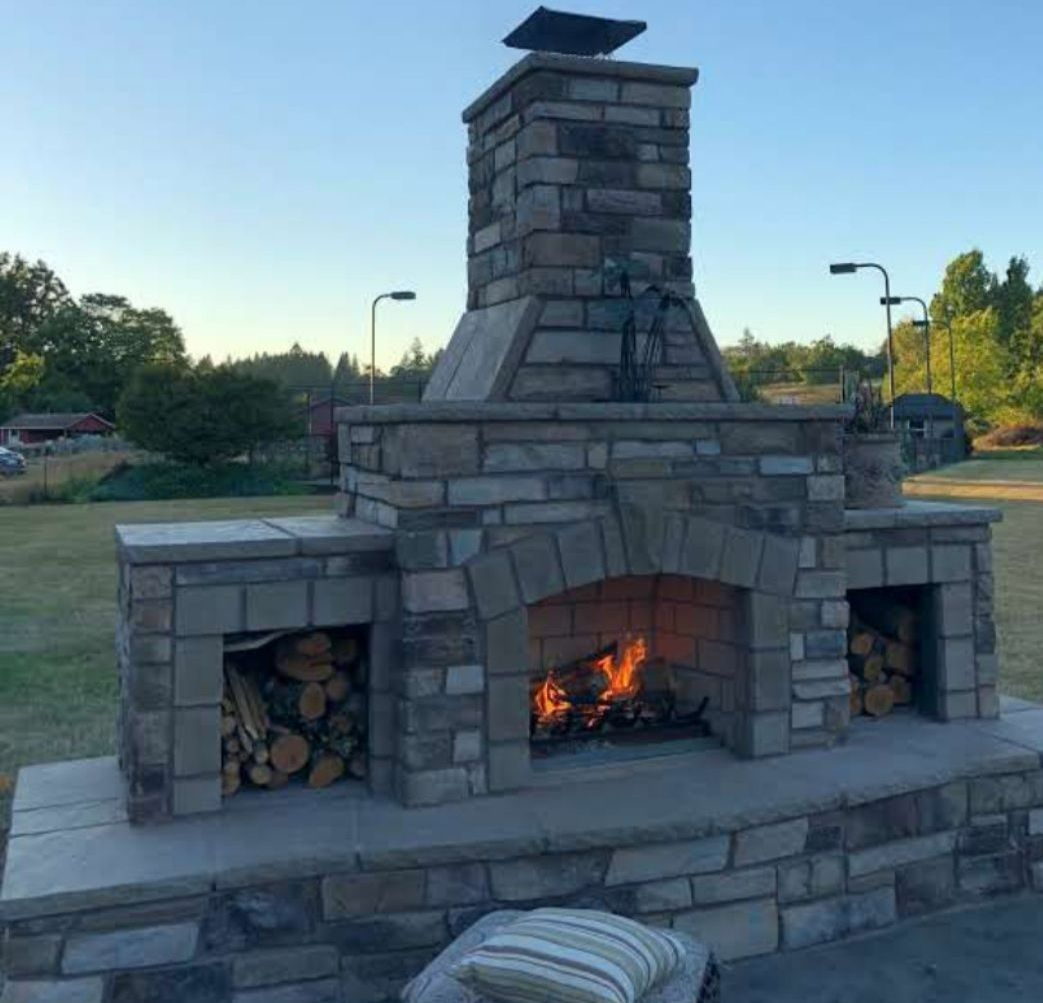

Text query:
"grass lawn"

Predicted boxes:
[[0, 495, 327, 818]]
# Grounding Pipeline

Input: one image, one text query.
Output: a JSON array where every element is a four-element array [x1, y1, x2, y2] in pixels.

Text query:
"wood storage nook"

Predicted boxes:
[[847, 587, 923, 720], [221, 627, 369, 796]]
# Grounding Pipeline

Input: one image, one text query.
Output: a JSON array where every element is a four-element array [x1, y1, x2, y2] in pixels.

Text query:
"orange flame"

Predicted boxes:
[[532, 636, 648, 730]]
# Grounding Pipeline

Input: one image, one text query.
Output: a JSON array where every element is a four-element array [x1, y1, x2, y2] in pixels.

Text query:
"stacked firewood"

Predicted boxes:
[[847, 599, 918, 719], [221, 631, 367, 796]]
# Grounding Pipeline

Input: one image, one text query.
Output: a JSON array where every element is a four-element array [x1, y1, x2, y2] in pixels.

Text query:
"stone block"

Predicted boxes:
[[468, 550, 519, 621], [939, 689, 977, 720], [634, 163, 690, 189], [329, 910, 447, 953], [605, 836, 729, 885], [130, 565, 173, 599], [886, 546, 929, 585], [321, 870, 426, 919], [176, 584, 242, 636], [780, 887, 896, 950], [957, 851, 1023, 896], [510, 534, 564, 603], [448, 529, 483, 566], [445, 664, 485, 695], [63, 922, 199, 974], [932, 544, 972, 582], [245, 581, 308, 631], [398, 767, 470, 806], [757, 534, 799, 596], [131, 599, 172, 633], [484, 442, 585, 472], [311, 577, 373, 626], [517, 156, 579, 187], [958, 815, 1009, 855], [936, 582, 973, 635], [395, 426, 480, 478], [845, 548, 883, 589], [1, 978, 105, 1003], [426, 863, 489, 907], [690, 867, 776, 905], [847, 830, 957, 878], [759, 455, 813, 476], [487, 741, 529, 790], [130, 634, 172, 663], [777, 855, 844, 904], [396, 532, 449, 571], [453, 729, 482, 763], [449, 476, 546, 506], [734, 818, 809, 866], [791, 701, 824, 729], [489, 853, 606, 901], [487, 674, 530, 741], [747, 591, 787, 649], [173, 776, 220, 815], [174, 636, 223, 706], [845, 794, 918, 850], [720, 527, 764, 589], [485, 608, 528, 675], [233, 945, 339, 989], [680, 517, 725, 580], [794, 570, 845, 599], [557, 522, 605, 589], [673, 898, 778, 961], [174, 706, 221, 776], [916, 782, 968, 833], [895, 855, 956, 916], [629, 217, 690, 253], [740, 711, 789, 758], [621, 81, 691, 107], [807, 475, 845, 501], [403, 570, 470, 613], [631, 878, 692, 912], [128, 660, 172, 711], [524, 232, 600, 267], [2, 934, 62, 977], [748, 648, 789, 711], [940, 636, 976, 691]]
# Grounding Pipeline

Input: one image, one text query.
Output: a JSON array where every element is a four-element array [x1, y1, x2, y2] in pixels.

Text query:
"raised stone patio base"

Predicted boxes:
[[4, 701, 1043, 1002]]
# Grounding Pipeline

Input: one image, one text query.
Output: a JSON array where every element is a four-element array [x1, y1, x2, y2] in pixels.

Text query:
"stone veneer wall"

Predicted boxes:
[[337, 402, 853, 804], [844, 506, 999, 721], [115, 518, 397, 822], [458, 52, 734, 402], [6, 769, 1043, 1002]]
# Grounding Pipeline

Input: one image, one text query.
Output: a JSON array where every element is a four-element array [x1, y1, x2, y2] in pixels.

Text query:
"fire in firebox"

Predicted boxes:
[[530, 636, 709, 750]]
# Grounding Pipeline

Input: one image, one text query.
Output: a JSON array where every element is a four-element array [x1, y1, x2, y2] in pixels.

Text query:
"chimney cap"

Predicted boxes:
[[503, 6, 646, 57]]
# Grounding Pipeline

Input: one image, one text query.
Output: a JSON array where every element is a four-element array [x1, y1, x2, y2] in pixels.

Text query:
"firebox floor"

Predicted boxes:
[[4, 697, 1043, 921]]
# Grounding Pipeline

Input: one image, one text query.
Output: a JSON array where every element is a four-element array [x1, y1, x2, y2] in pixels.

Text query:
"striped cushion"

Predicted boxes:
[[447, 908, 685, 1003]]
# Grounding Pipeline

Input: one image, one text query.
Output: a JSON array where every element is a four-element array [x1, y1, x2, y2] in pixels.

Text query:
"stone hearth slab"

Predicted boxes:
[[845, 500, 1002, 530], [4, 710, 1043, 921]]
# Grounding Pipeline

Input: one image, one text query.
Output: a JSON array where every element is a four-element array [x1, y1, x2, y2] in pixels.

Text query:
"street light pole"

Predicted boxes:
[[829, 261, 896, 426], [369, 290, 417, 405]]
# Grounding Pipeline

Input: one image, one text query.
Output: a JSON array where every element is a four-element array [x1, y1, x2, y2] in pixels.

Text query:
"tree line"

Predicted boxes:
[[890, 250, 1043, 429]]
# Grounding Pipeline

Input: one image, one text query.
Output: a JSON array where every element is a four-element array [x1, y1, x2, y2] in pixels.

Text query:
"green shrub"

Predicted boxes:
[[88, 461, 312, 502]]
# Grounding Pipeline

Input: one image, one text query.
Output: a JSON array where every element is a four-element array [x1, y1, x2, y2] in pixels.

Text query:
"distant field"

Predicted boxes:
[[0, 450, 135, 504], [905, 449, 1043, 502], [757, 382, 841, 405]]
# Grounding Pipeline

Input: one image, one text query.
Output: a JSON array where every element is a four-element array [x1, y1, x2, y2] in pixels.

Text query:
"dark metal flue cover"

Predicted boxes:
[[503, 6, 646, 57]]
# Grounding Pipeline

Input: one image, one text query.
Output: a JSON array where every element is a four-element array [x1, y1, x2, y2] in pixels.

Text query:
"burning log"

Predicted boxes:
[[220, 630, 368, 797]]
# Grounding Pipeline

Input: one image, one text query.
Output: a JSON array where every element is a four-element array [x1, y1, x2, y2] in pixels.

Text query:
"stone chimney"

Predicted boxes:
[[424, 51, 737, 403]]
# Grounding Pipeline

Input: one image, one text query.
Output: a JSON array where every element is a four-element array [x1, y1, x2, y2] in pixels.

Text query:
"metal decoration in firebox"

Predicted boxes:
[[614, 271, 703, 402]]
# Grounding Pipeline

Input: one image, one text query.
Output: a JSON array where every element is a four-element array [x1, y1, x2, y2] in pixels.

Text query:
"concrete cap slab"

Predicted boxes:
[[116, 519, 297, 563], [845, 500, 1002, 530], [262, 516, 394, 555]]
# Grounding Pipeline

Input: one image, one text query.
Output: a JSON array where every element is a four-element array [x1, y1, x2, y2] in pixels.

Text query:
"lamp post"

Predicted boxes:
[[370, 290, 417, 405], [829, 261, 895, 426]]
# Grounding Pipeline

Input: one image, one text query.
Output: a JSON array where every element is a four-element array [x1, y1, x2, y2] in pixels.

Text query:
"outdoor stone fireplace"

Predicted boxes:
[[2, 33, 1025, 1003]]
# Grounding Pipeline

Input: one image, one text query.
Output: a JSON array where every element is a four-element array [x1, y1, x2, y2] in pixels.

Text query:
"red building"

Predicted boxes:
[[0, 412, 115, 446]]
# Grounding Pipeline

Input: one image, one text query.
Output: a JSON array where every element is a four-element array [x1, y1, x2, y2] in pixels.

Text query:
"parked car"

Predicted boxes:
[[0, 446, 27, 476]]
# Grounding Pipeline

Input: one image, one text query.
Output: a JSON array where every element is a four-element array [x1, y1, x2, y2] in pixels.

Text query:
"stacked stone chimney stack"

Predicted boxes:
[[425, 52, 736, 404]]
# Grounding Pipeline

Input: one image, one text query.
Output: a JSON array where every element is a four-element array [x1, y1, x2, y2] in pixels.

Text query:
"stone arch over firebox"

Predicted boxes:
[[466, 505, 800, 793]]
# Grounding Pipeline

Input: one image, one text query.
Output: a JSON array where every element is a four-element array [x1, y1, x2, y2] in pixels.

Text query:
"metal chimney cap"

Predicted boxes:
[[503, 6, 646, 57]]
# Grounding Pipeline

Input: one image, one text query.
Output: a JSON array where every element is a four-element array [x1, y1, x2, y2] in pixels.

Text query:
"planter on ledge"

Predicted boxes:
[[844, 432, 903, 509]]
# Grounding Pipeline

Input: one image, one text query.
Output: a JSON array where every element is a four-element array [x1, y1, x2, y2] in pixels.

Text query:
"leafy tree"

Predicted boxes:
[[118, 363, 295, 465], [931, 250, 993, 323], [0, 253, 70, 358], [228, 342, 333, 387], [390, 337, 439, 378]]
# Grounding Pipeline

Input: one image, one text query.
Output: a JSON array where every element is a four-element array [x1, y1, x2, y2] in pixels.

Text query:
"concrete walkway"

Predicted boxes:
[[726, 895, 1043, 1002]]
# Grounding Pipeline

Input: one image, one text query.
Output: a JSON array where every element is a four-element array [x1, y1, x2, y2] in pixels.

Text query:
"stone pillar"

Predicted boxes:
[[427, 52, 736, 403]]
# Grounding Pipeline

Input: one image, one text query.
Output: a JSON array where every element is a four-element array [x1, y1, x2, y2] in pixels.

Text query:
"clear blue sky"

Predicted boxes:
[[3, 0, 1041, 369]]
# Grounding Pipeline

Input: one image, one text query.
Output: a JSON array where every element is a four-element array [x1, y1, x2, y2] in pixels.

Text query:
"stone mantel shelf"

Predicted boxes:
[[115, 516, 393, 564], [335, 401, 852, 425], [5, 704, 1043, 922], [462, 51, 700, 123], [845, 500, 1003, 530]]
